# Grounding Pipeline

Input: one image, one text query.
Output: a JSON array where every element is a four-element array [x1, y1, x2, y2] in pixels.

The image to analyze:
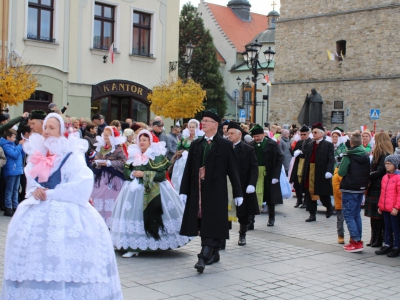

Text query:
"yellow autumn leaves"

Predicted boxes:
[[148, 78, 206, 119], [0, 59, 37, 106]]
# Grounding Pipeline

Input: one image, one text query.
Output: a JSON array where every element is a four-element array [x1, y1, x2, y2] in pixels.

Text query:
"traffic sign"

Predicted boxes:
[[370, 109, 380, 120], [239, 109, 246, 118]]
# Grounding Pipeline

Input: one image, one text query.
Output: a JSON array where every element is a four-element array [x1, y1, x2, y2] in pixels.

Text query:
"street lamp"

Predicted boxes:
[[169, 42, 196, 76], [242, 40, 275, 123]]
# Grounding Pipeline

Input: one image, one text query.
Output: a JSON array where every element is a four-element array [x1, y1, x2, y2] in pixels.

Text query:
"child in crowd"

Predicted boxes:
[[376, 155, 400, 257], [333, 166, 344, 244], [0, 129, 24, 217]]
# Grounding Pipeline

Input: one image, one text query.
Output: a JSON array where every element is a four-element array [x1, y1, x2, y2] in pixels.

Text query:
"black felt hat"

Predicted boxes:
[[227, 122, 242, 132], [203, 108, 221, 123], [30, 110, 47, 120], [249, 124, 264, 136], [300, 125, 310, 132]]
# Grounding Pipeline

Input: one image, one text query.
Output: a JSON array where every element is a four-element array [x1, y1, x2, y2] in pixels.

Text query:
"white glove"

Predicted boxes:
[[246, 185, 255, 194], [106, 160, 112, 167], [272, 178, 279, 184], [130, 171, 135, 179], [294, 150, 303, 158], [180, 194, 187, 206], [234, 197, 243, 206], [325, 172, 332, 179]]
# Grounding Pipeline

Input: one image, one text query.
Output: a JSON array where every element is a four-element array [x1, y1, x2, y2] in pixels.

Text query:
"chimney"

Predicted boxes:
[[227, 0, 251, 22]]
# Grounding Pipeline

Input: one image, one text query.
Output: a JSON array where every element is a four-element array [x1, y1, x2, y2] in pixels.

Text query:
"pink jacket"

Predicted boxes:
[[378, 171, 400, 212]]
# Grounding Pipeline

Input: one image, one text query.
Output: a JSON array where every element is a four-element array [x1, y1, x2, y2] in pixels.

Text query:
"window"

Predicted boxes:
[[336, 40, 346, 61], [132, 11, 151, 56], [94, 3, 115, 50], [27, 0, 54, 42], [24, 91, 52, 112]]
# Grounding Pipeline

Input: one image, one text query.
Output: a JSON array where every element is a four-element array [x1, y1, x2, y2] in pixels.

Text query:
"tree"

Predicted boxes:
[[148, 78, 206, 120], [179, 3, 226, 118], [0, 56, 37, 106]]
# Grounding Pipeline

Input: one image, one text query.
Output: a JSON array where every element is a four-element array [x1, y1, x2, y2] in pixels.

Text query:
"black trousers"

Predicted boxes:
[[268, 204, 275, 219], [305, 189, 332, 214], [293, 177, 304, 204], [238, 216, 250, 225], [201, 238, 221, 247]]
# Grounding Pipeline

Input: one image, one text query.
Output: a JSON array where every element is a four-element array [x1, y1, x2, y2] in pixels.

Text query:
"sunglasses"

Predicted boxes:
[[312, 131, 320, 134]]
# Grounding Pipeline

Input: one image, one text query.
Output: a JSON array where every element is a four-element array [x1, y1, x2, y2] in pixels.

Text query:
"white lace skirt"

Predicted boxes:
[[110, 180, 192, 251], [171, 151, 188, 194], [1, 198, 123, 300]]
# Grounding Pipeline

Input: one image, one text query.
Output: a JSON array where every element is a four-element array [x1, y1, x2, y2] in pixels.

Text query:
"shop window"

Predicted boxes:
[[336, 40, 346, 61], [93, 2, 115, 50], [24, 91, 53, 112], [132, 11, 152, 57], [27, 0, 55, 43], [91, 96, 149, 123]]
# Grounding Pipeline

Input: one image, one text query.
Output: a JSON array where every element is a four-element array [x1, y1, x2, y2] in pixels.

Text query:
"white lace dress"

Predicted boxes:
[[1, 137, 123, 300], [110, 144, 192, 252]]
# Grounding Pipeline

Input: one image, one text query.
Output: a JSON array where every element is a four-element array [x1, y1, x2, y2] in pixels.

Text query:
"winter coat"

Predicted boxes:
[[0, 116, 24, 136], [369, 153, 390, 193], [332, 167, 343, 210], [180, 134, 242, 239], [378, 171, 400, 212], [251, 137, 284, 205], [84, 131, 97, 153], [233, 141, 259, 217], [302, 139, 335, 196], [279, 136, 292, 172], [0, 138, 24, 177]]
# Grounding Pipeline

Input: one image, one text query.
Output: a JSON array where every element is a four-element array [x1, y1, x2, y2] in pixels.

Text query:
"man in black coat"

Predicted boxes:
[[179, 109, 243, 274], [290, 125, 312, 208], [302, 122, 334, 222], [249, 124, 284, 228], [227, 122, 259, 246]]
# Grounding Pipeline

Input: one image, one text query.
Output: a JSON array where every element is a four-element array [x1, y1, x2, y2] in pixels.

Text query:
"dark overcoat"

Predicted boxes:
[[252, 138, 284, 205], [234, 141, 260, 217], [289, 138, 312, 184], [179, 134, 242, 239], [302, 139, 334, 196]]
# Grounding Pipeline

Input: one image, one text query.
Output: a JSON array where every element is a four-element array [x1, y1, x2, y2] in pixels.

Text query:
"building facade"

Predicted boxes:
[[273, 0, 400, 131], [198, 0, 275, 124], [7, 0, 179, 124]]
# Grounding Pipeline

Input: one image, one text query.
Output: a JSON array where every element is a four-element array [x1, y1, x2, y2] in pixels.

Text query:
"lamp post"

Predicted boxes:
[[236, 76, 250, 122], [242, 40, 275, 123], [169, 42, 195, 77]]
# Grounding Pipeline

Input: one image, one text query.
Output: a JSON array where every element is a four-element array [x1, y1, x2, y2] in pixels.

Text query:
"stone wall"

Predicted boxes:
[[281, 0, 399, 19], [271, 1, 400, 131]]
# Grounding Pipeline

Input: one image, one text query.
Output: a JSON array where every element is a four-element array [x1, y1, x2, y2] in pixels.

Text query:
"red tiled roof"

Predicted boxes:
[[206, 2, 268, 52], [215, 48, 226, 63]]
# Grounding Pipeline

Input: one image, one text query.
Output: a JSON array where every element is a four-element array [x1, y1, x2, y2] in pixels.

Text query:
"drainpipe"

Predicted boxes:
[[2, 0, 6, 63]]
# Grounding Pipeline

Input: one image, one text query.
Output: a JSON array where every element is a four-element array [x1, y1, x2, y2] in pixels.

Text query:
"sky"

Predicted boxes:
[[179, 0, 281, 15]]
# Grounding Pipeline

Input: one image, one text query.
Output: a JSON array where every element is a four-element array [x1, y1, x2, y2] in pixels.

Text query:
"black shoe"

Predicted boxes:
[[326, 206, 333, 218], [206, 249, 220, 265], [267, 218, 275, 227], [4, 208, 14, 217], [375, 246, 392, 255], [238, 224, 247, 246], [300, 204, 306, 209], [305, 215, 316, 222], [366, 229, 377, 247], [194, 257, 206, 273], [387, 248, 400, 258], [294, 202, 302, 208]]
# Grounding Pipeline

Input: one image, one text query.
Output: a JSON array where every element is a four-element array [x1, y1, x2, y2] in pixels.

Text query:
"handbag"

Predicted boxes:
[[280, 165, 292, 199]]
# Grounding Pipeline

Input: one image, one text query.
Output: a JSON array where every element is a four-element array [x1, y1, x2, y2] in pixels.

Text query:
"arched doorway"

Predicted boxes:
[[23, 91, 53, 112], [91, 80, 151, 123]]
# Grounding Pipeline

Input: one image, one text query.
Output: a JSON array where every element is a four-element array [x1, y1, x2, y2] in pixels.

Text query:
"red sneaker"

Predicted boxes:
[[344, 241, 363, 253], [343, 238, 354, 249]]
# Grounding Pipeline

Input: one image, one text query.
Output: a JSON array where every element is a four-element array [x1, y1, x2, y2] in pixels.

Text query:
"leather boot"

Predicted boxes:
[[305, 213, 316, 222], [206, 247, 220, 265], [371, 230, 383, 248], [238, 224, 247, 246], [366, 229, 377, 247], [194, 246, 213, 273], [248, 215, 255, 230]]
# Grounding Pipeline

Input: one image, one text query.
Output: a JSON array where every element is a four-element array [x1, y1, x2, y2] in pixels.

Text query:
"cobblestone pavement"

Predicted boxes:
[[1, 198, 400, 299]]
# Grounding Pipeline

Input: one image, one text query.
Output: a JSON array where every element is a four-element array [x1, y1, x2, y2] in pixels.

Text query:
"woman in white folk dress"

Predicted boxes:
[[1, 113, 123, 300], [111, 129, 191, 258]]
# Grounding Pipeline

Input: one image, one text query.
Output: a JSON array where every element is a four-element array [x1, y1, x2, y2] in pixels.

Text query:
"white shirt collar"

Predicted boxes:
[[315, 138, 323, 144], [234, 141, 241, 146]]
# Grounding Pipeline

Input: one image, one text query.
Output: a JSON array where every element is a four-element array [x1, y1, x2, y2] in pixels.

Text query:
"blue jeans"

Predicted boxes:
[[382, 212, 400, 248], [342, 192, 363, 241], [4, 175, 20, 209]]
